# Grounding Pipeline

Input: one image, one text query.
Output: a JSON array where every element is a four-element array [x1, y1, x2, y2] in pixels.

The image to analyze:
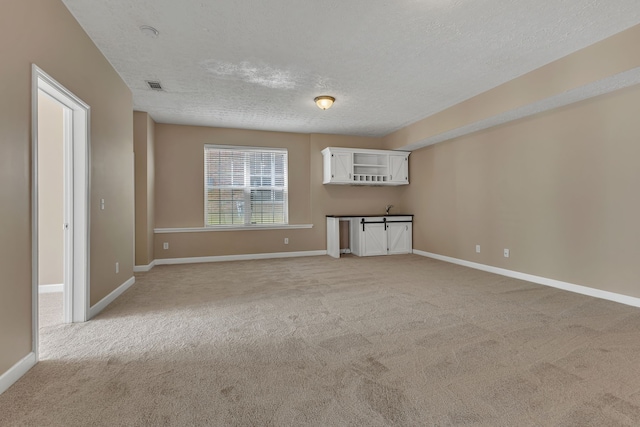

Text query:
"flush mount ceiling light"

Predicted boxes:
[[314, 96, 335, 110], [140, 25, 159, 38]]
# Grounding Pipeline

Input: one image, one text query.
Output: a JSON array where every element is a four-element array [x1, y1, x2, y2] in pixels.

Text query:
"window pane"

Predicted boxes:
[[250, 189, 271, 202], [250, 176, 272, 187], [205, 188, 245, 225], [250, 189, 285, 224]]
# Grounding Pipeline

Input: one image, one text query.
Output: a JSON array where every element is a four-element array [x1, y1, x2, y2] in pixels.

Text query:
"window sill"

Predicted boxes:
[[154, 224, 313, 234]]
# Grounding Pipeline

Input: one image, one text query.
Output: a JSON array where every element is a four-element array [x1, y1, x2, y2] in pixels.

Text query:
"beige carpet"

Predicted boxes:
[[39, 291, 63, 329], [3, 254, 640, 426]]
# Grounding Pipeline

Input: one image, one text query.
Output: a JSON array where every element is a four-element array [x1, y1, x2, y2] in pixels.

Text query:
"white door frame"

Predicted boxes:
[[31, 65, 91, 357]]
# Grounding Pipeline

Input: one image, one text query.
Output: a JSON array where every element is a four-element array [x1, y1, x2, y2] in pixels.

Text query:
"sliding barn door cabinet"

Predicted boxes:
[[326, 215, 413, 258], [351, 216, 413, 256]]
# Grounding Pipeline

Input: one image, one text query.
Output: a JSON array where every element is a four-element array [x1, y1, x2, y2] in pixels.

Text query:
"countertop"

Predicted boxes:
[[326, 214, 413, 218]]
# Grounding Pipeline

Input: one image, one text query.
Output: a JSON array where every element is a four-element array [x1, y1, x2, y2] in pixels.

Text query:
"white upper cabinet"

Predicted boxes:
[[321, 147, 410, 185], [388, 153, 409, 184], [328, 150, 352, 183]]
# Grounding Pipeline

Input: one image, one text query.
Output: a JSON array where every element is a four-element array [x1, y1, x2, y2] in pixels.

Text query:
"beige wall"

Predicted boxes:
[[153, 125, 406, 258], [154, 124, 314, 257], [37, 92, 64, 286], [134, 112, 155, 266], [383, 24, 640, 151], [403, 83, 640, 298], [0, 0, 133, 376]]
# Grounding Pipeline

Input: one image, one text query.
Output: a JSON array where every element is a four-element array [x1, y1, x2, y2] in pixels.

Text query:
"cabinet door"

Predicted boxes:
[[388, 154, 408, 184], [350, 219, 362, 256], [387, 222, 412, 254], [331, 152, 353, 183], [362, 223, 387, 256]]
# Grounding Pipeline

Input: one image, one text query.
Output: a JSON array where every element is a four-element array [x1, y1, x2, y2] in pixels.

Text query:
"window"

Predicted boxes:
[[204, 145, 288, 226]]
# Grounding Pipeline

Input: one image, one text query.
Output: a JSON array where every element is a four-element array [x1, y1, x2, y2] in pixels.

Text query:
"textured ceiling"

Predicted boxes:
[[61, 0, 640, 138]]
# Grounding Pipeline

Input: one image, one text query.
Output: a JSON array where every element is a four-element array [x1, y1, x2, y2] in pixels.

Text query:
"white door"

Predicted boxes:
[[389, 154, 408, 184], [331, 152, 352, 183], [32, 65, 91, 362], [387, 222, 412, 254], [362, 223, 387, 256]]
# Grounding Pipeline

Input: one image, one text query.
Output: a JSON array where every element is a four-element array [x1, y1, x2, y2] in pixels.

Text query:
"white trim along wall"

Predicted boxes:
[[0, 353, 36, 396], [38, 284, 63, 294], [133, 260, 156, 273], [134, 250, 327, 271], [88, 276, 135, 319], [154, 224, 313, 234], [413, 250, 640, 309]]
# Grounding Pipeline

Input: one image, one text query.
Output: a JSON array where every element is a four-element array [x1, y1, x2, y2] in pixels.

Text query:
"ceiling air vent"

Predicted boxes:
[[146, 80, 163, 91]]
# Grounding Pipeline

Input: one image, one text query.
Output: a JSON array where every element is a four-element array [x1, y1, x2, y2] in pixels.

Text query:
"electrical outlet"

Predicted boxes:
[[284, 238, 289, 244], [504, 248, 510, 258], [115, 262, 119, 273], [475, 245, 481, 253], [100, 198, 105, 210], [163, 242, 169, 250]]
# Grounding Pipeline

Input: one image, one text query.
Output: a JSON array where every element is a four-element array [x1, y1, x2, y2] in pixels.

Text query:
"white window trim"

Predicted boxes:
[[155, 224, 313, 234], [204, 144, 289, 227]]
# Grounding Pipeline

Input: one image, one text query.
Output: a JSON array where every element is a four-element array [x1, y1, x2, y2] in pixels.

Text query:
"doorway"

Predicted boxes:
[[37, 91, 65, 329], [32, 65, 90, 359]]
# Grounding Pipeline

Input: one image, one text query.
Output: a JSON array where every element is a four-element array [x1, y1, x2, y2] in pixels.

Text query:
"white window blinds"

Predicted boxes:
[[204, 145, 288, 226]]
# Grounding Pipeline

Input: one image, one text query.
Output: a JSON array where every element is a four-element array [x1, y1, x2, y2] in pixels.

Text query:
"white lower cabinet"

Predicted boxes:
[[360, 223, 387, 256], [387, 222, 413, 254], [350, 216, 413, 257]]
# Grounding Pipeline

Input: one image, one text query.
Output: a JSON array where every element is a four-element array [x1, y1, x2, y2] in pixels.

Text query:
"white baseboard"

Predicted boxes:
[[134, 260, 156, 273], [413, 250, 640, 309], [155, 250, 327, 266], [38, 284, 63, 293], [88, 276, 135, 319], [0, 352, 36, 395]]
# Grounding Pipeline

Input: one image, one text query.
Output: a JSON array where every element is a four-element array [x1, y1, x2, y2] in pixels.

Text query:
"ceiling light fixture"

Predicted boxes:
[[314, 96, 335, 110], [140, 25, 159, 38]]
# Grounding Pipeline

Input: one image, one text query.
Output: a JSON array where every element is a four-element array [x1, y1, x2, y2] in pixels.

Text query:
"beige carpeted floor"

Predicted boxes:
[[3, 254, 640, 426], [38, 290, 63, 329]]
